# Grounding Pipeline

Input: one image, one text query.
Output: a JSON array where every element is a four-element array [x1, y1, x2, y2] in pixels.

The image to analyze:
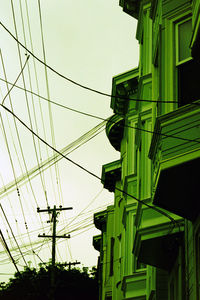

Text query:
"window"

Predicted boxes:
[[195, 230, 200, 299], [133, 255, 146, 272], [176, 18, 192, 64], [168, 262, 179, 300], [136, 257, 146, 271], [110, 238, 114, 276], [176, 18, 200, 106]]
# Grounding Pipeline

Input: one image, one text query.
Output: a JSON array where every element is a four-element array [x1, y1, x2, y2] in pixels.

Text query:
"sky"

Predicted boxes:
[[0, 0, 139, 282]]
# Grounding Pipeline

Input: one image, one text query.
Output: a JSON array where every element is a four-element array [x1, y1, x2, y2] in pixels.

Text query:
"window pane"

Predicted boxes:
[[178, 59, 200, 106], [178, 19, 192, 62]]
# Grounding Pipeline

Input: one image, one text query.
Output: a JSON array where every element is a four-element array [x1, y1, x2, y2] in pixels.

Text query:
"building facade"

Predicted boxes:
[[93, 0, 200, 299]]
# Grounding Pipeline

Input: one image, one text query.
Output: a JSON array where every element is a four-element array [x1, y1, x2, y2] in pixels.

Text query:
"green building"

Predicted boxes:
[[93, 0, 200, 299]]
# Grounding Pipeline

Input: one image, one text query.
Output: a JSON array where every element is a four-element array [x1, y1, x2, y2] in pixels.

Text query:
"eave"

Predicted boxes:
[[111, 68, 139, 115], [133, 219, 184, 271], [119, 0, 140, 19], [94, 210, 107, 231], [122, 272, 147, 299], [101, 160, 121, 192], [93, 234, 101, 252]]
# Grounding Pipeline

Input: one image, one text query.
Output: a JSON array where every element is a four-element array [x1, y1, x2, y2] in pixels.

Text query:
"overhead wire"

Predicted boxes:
[[0, 201, 111, 249], [1, 55, 30, 105], [19, 0, 49, 211], [57, 189, 103, 235], [0, 114, 28, 267], [0, 229, 20, 273], [0, 202, 110, 266], [0, 172, 20, 232], [0, 203, 28, 268], [37, 0, 69, 256], [0, 61, 42, 268], [10, 0, 48, 210], [0, 77, 108, 120], [1, 7, 198, 266], [0, 51, 43, 227], [0, 119, 106, 201], [0, 20, 179, 104], [0, 68, 197, 253], [0, 77, 199, 145], [0, 203, 110, 255], [0, 110, 39, 251], [0, 103, 179, 230], [10, 0, 52, 257], [24, 0, 49, 201], [1, 78, 39, 238], [37, 0, 61, 208], [0, 200, 110, 259]]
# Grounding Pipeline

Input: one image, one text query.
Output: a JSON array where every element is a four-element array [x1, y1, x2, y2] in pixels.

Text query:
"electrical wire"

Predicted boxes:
[[1, 13, 197, 266], [1, 0, 51, 258], [0, 20, 179, 104], [37, 0, 60, 208], [0, 204, 27, 268], [0, 113, 28, 267], [37, 0, 68, 250], [0, 55, 46, 265], [0, 229, 20, 273], [0, 103, 178, 228], [24, 0, 51, 207], [0, 77, 199, 145], [57, 189, 103, 234], [0, 121, 106, 200], [10, 0, 49, 212], [0, 201, 111, 249], [1, 55, 30, 105], [0, 77, 108, 120], [18, 0, 49, 211], [0, 202, 111, 266], [0, 202, 109, 261], [0, 51, 43, 224]]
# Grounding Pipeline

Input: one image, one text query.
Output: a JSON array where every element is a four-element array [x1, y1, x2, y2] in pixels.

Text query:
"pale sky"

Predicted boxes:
[[0, 0, 139, 282]]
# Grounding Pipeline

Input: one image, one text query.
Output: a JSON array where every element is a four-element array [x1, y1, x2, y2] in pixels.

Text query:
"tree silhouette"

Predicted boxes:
[[0, 263, 98, 300]]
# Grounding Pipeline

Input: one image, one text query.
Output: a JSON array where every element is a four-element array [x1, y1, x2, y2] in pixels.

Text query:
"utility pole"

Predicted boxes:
[[62, 260, 81, 270], [37, 205, 72, 300]]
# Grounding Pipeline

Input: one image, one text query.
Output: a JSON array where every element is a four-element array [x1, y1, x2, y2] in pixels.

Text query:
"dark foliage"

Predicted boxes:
[[0, 263, 98, 300]]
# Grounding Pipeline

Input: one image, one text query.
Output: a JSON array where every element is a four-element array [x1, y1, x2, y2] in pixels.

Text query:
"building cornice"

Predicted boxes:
[[101, 160, 121, 192]]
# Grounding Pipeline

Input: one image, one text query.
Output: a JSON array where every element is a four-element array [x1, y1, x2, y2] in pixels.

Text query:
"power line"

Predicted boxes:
[[0, 50, 51, 258], [0, 77, 199, 145], [0, 204, 27, 268], [10, 0, 49, 212], [18, 0, 49, 213], [0, 229, 20, 273], [0, 103, 178, 227], [0, 51, 42, 218], [57, 189, 103, 234], [0, 51, 41, 266], [37, 0, 65, 212], [0, 21, 178, 104], [0, 77, 108, 121], [0, 120, 105, 200], [1, 55, 30, 105]]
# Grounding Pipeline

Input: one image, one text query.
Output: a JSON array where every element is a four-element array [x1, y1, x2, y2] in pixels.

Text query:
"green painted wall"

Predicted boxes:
[[94, 0, 200, 299]]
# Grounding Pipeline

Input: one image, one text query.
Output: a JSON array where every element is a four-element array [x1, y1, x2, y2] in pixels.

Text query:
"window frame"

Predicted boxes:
[[195, 224, 200, 299], [109, 237, 114, 276], [175, 16, 193, 66]]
